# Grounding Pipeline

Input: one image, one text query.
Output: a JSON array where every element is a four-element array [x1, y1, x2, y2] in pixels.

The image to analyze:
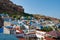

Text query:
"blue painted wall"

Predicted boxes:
[[0, 27, 3, 33]]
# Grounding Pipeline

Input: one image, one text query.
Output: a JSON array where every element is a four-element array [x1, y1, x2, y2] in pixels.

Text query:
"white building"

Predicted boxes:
[[3, 27, 10, 34], [36, 30, 46, 40]]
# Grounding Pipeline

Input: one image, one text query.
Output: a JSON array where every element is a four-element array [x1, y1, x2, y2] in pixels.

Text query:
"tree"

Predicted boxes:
[[12, 15, 16, 18], [41, 27, 53, 32]]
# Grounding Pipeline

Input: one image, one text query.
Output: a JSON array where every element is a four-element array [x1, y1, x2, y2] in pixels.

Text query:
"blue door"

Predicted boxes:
[[0, 27, 3, 33]]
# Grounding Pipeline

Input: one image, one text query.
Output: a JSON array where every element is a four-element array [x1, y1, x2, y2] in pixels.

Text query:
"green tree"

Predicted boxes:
[[41, 26, 53, 32], [12, 15, 16, 18]]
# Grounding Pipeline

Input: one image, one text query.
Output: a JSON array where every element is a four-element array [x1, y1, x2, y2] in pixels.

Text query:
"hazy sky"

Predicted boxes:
[[10, 0, 60, 19]]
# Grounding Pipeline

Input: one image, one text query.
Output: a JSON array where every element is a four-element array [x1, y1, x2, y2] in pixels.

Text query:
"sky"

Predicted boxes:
[[10, 0, 60, 19]]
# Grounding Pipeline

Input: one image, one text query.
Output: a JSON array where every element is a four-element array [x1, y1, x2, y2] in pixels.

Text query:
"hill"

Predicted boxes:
[[33, 14, 60, 23], [0, 0, 32, 16]]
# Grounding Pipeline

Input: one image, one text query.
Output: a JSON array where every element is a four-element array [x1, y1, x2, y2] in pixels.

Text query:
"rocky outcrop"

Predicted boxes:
[[0, 0, 24, 15]]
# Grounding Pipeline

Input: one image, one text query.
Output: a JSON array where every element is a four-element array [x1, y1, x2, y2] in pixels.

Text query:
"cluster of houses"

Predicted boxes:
[[0, 14, 60, 40]]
